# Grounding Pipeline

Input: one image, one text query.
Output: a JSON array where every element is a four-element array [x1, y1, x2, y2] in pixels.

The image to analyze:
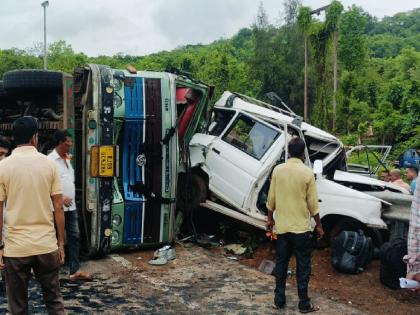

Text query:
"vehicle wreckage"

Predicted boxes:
[[0, 67, 411, 252], [186, 91, 412, 245]]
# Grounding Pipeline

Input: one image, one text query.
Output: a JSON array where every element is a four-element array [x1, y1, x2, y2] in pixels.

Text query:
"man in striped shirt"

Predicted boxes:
[[405, 175, 420, 287]]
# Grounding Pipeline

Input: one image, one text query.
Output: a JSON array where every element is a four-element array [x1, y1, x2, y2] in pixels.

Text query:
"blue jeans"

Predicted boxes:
[[65, 210, 80, 275], [274, 232, 312, 310]]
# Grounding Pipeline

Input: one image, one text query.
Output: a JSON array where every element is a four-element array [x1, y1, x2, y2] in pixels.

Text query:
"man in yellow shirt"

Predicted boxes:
[[266, 137, 324, 313], [0, 116, 65, 314]]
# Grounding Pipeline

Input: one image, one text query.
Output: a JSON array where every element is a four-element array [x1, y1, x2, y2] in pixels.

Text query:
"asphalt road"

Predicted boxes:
[[0, 244, 366, 314]]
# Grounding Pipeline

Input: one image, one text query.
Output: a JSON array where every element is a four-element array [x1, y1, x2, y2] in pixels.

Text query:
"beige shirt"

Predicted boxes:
[[266, 158, 319, 234], [0, 146, 62, 257]]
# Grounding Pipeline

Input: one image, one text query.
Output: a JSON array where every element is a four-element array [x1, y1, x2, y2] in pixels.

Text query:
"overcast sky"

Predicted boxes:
[[1, 0, 418, 57]]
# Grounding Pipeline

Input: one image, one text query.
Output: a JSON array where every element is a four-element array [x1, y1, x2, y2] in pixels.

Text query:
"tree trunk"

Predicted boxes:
[[304, 36, 308, 122], [332, 31, 338, 131]]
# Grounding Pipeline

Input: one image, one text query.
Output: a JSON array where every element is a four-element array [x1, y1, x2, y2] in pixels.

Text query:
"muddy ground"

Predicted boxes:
[[0, 244, 363, 314], [192, 207, 420, 315], [0, 207, 418, 314], [239, 242, 420, 315], [0, 241, 417, 314]]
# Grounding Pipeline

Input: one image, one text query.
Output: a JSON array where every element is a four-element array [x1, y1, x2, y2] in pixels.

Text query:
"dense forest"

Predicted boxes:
[[0, 1, 419, 158]]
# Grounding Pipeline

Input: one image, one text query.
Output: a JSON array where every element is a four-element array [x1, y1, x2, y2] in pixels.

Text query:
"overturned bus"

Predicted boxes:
[[0, 65, 212, 256]]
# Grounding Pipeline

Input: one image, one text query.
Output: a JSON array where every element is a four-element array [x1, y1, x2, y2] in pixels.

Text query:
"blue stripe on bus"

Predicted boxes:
[[122, 120, 145, 201], [123, 202, 143, 244], [124, 77, 144, 119]]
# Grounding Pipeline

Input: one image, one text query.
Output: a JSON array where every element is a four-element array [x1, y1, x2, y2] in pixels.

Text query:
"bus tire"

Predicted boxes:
[[3, 69, 63, 99]]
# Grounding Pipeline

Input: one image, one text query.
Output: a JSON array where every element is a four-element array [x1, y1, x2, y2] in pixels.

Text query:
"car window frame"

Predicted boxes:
[[221, 113, 281, 161]]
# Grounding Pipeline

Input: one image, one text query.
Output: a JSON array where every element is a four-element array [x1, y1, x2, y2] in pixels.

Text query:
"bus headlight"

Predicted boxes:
[[111, 231, 120, 244], [112, 214, 122, 226]]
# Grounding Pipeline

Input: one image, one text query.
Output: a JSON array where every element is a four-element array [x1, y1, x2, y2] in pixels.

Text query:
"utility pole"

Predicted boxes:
[[309, 5, 330, 124], [41, 1, 49, 70]]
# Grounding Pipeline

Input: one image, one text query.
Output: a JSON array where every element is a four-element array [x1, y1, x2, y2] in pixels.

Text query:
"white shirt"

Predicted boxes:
[[48, 149, 76, 211]]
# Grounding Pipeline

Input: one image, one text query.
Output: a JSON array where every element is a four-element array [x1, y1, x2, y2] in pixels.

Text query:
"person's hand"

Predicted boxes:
[[266, 218, 274, 231], [58, 245, 65, 265], [316, 224, 325, 240], [63, 197, 73, 208], [406, 273, 420, 292], [0, 249, 4, 270]]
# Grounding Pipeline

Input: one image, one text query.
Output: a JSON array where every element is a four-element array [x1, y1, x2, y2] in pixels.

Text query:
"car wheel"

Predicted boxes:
[[328, 218, 364, 245], [3, 69, 63, 100], [329, 218, 383, 248], [177, 173, 208, 213]]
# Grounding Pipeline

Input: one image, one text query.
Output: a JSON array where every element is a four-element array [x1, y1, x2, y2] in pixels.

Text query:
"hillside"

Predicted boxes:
[[0, 3, 419, 158]]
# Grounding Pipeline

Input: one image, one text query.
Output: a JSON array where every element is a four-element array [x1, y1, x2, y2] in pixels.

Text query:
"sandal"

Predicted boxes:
[[299, 304, 320, 313], [69, 271, 93, 281]]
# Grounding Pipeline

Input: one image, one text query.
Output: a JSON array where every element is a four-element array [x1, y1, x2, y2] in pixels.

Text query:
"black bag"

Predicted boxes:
[[379, 238, 407, 290], [331, 230, 373, 274]]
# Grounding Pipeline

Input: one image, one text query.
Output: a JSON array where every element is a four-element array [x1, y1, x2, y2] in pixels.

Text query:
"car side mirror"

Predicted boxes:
[[313, 159, 323, 178], [208, 121, 217, 133]]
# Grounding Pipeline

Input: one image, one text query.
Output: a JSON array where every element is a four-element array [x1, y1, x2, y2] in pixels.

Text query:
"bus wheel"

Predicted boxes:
[[3, 69, 63, 100]]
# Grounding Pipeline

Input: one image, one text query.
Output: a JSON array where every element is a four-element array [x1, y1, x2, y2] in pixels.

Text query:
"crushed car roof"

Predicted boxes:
[[215, 91, 338, 142]]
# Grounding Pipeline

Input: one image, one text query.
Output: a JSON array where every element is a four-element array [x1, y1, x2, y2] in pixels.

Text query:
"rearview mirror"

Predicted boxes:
[[313, 159, 323, 177]]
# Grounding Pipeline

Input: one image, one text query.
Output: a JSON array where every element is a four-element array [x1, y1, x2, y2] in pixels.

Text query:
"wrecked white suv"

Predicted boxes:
[[185, 92, 407, 245]]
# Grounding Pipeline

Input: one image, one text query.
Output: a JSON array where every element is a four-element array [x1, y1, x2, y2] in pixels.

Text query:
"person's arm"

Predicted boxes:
[[0, 201, 4, 270], [51, 194, 65, 264], [313, 213, 324, 240], [0, 176, 6, 270], [50, 163, 65, 264], [266, 171, 276, 231], [307, 174, 324, 240]]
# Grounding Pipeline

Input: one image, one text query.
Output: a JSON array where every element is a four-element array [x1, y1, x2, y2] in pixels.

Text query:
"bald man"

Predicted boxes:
[[390, 169, 410, 192]]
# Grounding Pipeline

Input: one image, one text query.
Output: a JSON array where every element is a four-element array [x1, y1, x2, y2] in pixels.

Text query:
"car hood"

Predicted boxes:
[[333, 170, 408, 194]]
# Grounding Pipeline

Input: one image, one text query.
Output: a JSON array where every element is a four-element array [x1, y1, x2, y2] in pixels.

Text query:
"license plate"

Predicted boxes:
[[99, 146, 114, 177]]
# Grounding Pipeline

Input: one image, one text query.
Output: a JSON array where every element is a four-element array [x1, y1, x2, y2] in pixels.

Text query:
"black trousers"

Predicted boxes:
[[274, 232, 312, 309], [65, 210, 81, 275], [4, 250, 64, 315]]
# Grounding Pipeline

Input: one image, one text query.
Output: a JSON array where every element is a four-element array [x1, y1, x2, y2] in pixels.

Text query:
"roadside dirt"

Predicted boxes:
[[240, 242, 420, 315]]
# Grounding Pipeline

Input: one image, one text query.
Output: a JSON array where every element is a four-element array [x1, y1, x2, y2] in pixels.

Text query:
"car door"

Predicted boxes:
[[205, 113, 282, 209]]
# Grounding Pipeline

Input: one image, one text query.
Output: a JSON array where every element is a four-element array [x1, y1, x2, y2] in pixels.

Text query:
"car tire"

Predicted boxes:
[[177, 173, 208, 213], [3, 69, 63, 99], [329, 218, 383, 248]]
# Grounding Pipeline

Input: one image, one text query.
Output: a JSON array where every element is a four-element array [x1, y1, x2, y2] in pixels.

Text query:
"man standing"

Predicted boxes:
[[406, 166, 418, 195], [266, 138, 324, 313], [389, 169, 410, 192], [405, 175, 420, 288], [48, 129, 91, 281], [380, 170, 390, 182], [0, 116, 65, 314]]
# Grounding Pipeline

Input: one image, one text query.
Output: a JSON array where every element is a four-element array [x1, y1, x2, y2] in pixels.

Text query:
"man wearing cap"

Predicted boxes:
[[0, 116, 65, 314], [48, 129, 91, 281]]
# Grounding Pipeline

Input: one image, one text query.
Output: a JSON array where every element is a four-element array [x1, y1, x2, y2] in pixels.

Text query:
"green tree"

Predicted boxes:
[[326, 0, 344, 130], [297, 5, 312, 121], [339, 5, 368, 71]]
